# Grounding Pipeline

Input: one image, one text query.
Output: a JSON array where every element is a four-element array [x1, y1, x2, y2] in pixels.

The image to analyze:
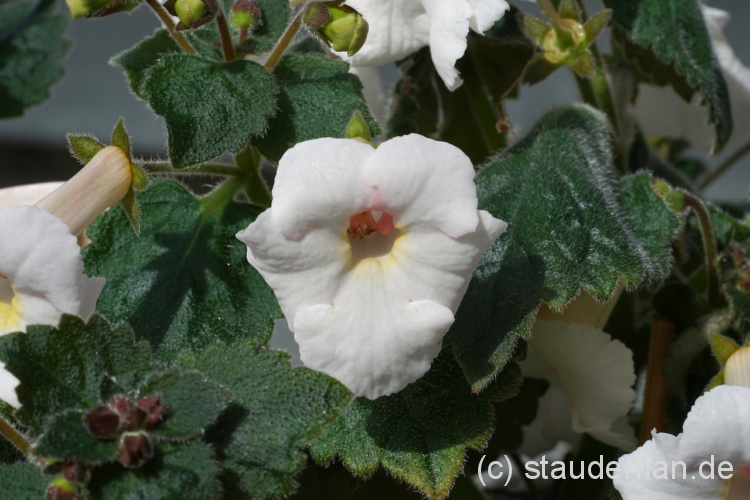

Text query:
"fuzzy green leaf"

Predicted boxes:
[[309, 352, 521, 500], [0, 463, 47, 497], [605, 0, 732, 153], [449, 106, 681, 390], [254, 55, 379, 163], [142, 55, 277, 167], [139, 369, 232, 440], [67, 134, 106, 164], [0, 315, 151, 434], [88, 441, 221, 500], [180, 341, 352, 499], [35, 410, 119, 462], [83, 180, 281, 362], [0, 0, 70, 118], [111, 30, 180, 100]]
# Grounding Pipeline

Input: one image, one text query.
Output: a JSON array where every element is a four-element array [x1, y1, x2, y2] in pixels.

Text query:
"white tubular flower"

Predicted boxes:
[[237, 135, 506, 399], [520, 320, 638, 452], [0, 146, 131, 408], [633, 5, 750, 153], [340, 0, 509, 91], [615, 385, 750, 499]]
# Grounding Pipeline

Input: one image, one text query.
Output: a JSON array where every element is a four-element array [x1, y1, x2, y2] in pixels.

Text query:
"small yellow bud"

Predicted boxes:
[[542, 18, 586, 65], [36, 146, 132, 237], [65, 0, 113, 19], [725, 346, 750, 388], [174, 0, 212, 29], [316, 3, 368, 57]]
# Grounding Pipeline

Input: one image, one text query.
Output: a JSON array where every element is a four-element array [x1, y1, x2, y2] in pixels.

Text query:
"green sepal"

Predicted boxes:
[[583, 9, 612, 43], [520, 15, 550, 41], [67, 134, 106, 165], [111, 117, 132, 161], [710, 332, 740, 366], [120, 187, 141, 237], [344, 110, 371, 141], [558, 0, 580, 21], [570, 50, 595, 77], [130, 163, 150, 191], [706, 370, 725, 391]]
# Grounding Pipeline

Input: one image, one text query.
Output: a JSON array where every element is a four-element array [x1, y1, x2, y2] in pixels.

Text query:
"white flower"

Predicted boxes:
[[340, 0, 509, 91], [0, 145, 132, 408], [237, 135, 506, 399], [520, 320, 638, 452], [633, 5, 750, 153], [615, 385, 750, 499]]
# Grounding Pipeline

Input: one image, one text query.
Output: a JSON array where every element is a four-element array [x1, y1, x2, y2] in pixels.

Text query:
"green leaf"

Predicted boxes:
[[0, 463, 48, 497], [111, 30, 181, 100], [239, 0, 290, 53], [449, 105, 681, 390], [0, 0, 71, 118], [143, 55, 277, 167], [35, 410, 118, 462], [708, 204, 750, 248], [0, 314, 151, 433], [88, 441, 221, 500], [67, 134, 106, 164], [83, 180, 282, 362], [138, 369, 232, 440], [605, 0, 732, 153], [254, 55, 379, 163], [181, 341, 352, 499], [309, 352, 520, 500]]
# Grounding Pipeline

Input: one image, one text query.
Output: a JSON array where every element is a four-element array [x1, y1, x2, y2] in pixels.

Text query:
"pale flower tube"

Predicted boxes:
[[237, 135, 506, 399], [0, 145, 131, 408], [615, 385, 750, 499], [338, 0, 509, 91]]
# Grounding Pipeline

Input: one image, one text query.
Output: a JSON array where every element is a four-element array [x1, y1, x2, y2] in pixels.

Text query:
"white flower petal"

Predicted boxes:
[[0, 206, 84, 334], [615, 385, 750, 499], [0, 182, 64, 209], [364, 134, 481, 238], [521, 320, 637, 451], [0, 361, 20, 408], [343, 0, 507, 90], [238, 135, 505, 398], [520, 386, 581, 457]]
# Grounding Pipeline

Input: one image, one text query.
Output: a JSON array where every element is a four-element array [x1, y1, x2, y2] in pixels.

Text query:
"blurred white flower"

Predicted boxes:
[[237, 135, 506, 399], [339, 0, 509, 91], [615, 385, 750, 499], [520, 320, 637, 453], [633, 5, 750, 153]]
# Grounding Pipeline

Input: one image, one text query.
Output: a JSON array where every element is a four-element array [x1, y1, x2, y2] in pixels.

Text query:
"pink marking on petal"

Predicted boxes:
[[740, 464, 750, 479], [375, 212, 394, 235]]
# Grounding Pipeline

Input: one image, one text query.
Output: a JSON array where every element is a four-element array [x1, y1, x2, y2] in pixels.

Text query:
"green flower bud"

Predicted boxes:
[[315, 3, 369, 57], [174, 0, 215, 29], [541, 17, 586, 65], [47, 477, 76, 500], [230, 0, 261, 30], [345, 111, 371, 143], [64, 0, 113, 19]]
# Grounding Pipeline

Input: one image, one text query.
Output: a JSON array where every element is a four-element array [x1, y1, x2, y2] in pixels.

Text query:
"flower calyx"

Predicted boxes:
[[42, 462, 90, 500], [344, 110, 372, 144], [63, 117, 149, 236], [230, 0, 261, 30], [303, 1, 369, 57], [85, 394, 167, 440], [119, 432, 154, 469], [521, 0, 611, 77]]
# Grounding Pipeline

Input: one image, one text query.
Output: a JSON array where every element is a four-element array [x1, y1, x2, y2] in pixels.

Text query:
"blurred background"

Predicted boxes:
[[0, 0, 748, 203]]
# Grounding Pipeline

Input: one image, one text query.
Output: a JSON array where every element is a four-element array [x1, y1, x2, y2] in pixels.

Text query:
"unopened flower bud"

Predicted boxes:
[[64, 0, 113, 19], [230, 0, 260, 29], [725, 346, 750, 388], [345, 111, 371, 143], [47, 477, 77, 500], [61, 463, 88, 484], [119, 432, 153, 469], [313, 3, 368, 57], [85, 405, 121, 439], [174, 0, 215, 29], [110, 395, 147, 431], [542, 18, 586, 65], [36, 146, 131, 237], [137, 395, 168, 428]]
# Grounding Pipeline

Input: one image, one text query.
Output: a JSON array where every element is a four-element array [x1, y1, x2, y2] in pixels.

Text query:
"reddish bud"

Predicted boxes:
[[138, 396, 167, 428], [119, 432, 154, 469], [61, 463, 88, 484], [85, 406, 121, 439]]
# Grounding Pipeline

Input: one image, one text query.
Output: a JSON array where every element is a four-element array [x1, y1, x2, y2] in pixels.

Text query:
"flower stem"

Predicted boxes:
[[236, 145, 272, 207], [0, 415, 30, 456], [145, 0, 197, 56], [144, 162, 247, 178], [698, 139, 750, 190], [216, 9, 236, 61], [639, 320, 676, 445], [264, 4, 305, 69], [680, 189, 722, 308]]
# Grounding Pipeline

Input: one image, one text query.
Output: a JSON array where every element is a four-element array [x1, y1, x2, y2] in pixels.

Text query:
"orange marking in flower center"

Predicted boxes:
[[347, 211, 394, 239]]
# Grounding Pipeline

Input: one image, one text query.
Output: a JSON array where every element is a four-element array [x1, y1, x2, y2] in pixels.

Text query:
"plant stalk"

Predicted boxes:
[[264, 4, 305, 69], [639, 320, 676, 444], [680, 189, 721, 308], [0, 415, 30, 456], [144, 162, 248, 178], [144, 0, 197, 56], [698, 139, 750, 190], [216, 9, 236, 61]]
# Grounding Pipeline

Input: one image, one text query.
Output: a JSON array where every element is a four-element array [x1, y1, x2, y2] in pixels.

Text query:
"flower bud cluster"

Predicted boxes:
[[303, 1, 369, 57]]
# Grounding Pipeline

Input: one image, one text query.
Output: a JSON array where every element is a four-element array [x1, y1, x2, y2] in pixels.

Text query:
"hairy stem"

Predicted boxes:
[[145, 0, 197, 56], [680, 189, 721, 308], [265, 5, 305, 69], [639, 320, 676, 444], [144, 162, 247, 178], [216, 9, 236, 61], [698, 139, 750, 190], [0, 415, 30, 456]]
